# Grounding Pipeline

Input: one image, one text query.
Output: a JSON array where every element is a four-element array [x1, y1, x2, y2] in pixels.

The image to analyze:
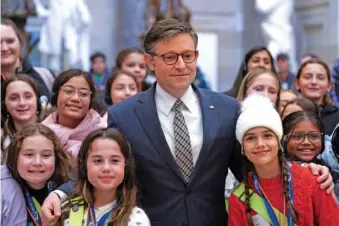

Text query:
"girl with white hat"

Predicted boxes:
[[228, 94, 339, 226]]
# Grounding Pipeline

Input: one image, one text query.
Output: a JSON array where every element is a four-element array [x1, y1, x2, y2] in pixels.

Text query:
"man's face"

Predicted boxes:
[[276, 59, 289, 73], [92, 56, 106, 74], [145, 33, 198, 97]]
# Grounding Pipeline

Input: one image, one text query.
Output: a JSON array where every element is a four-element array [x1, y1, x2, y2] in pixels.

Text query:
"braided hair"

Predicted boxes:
[[242, 145, 298, 225]]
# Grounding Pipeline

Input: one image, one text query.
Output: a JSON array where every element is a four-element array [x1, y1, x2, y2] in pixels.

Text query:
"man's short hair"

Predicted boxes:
[[90, 52, 106, 63], [143, 19, 198, 54], [276, 53, 289, 61]]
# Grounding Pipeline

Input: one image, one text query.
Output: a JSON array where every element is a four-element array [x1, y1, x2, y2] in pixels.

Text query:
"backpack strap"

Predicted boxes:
[[33, 67, 55, 93], [226, 183, 298, 226], [69, 196, 85, 226]]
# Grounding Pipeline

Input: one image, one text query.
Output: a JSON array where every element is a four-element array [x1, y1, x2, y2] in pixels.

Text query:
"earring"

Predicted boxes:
[[241, 147, 244, 155], [6, 114, 9, 118]]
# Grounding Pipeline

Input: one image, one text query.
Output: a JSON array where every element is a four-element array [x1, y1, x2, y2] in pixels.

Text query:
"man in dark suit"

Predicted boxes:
[[107, 18, 242, 226], [39, 19, 334, 226]]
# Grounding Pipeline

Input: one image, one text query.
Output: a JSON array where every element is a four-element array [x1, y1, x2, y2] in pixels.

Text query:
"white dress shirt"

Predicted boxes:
[[54, 85, 204, 201], [155, 84, 203, 165]]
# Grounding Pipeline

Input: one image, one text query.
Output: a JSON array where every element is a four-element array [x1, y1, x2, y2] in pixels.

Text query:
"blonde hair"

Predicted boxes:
[[280, 89, 297, 98], [237, 69, 281, 109]]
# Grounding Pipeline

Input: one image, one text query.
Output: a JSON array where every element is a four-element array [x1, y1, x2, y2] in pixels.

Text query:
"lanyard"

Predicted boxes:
[[25, 182, 53, 226], [253, 165, 294, 226], [87, 200, 118, 226]]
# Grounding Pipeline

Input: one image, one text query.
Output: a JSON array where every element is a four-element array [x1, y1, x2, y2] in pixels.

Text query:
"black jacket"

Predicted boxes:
[[320, 104, 339, 135], [21, 59, 52, 99]]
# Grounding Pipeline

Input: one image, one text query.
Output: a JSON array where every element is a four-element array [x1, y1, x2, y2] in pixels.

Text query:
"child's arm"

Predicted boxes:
[[40, 180, 75, 225]]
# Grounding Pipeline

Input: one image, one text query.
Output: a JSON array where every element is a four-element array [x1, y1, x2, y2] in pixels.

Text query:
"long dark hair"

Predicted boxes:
[[282, 111, 325, 154], [1, 74, 42, 154], [6, 123, 70, 191], [226, 46, 276, 96], [73, 128, 137, 226], [104, 68, 138, 105], [242, 136, 298, 225], [50, 69, 96, 108], [115, 47, 144, 68]]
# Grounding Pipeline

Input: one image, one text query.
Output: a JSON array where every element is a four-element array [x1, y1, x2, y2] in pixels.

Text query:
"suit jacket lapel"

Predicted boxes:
[[134, 85, 185, 181], [189, 88, 219, 185]]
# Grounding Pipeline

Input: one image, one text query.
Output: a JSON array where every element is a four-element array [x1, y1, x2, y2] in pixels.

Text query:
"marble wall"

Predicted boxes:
[[185, 0, 244, 92], [85, 0, 119, 69], [243, 0, 339, 69], [294, 0, 339, 68]]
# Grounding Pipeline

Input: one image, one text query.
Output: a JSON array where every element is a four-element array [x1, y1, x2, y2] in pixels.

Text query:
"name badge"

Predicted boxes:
[[252, 214, 270, 226]]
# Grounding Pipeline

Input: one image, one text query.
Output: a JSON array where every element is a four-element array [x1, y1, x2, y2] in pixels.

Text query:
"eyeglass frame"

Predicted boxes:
[[60, 86, 92, 99], [149, 50, 198, 65], [285, 131, 323, 145]]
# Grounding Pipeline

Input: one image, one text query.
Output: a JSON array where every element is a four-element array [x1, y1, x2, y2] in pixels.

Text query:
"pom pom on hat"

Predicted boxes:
[[240, 93, 274, 112], [236, 94, 283, 143]]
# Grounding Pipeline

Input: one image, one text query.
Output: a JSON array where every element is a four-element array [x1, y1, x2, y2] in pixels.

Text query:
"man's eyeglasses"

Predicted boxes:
[[286, 132, 323, 144], [61, 86, 92, 99], [150, 51, 197, 65]]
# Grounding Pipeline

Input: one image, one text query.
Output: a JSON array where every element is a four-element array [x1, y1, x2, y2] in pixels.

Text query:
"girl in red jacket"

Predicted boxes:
[[228, 94, 339, 226]]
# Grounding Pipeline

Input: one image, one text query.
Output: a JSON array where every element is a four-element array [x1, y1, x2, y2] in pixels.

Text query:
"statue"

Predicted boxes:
[[33, 0, 91, 72], [255, 0, 297, 72], [141, 0, 191, 40], [145, 0, 163, 33]]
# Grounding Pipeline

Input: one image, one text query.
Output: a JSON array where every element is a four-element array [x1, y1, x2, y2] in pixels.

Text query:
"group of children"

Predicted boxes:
[[1, 17, 339, 225], [3, 95, 338, 225], [224, 45, 339, 225], [2, 124, 151, 225]]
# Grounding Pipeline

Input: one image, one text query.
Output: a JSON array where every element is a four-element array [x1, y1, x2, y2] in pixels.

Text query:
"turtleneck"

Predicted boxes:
[[26, 184, 49, 205]]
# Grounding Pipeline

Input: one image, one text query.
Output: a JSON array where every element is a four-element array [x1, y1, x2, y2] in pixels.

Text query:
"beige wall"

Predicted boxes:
[[295, 0, 339, 67]]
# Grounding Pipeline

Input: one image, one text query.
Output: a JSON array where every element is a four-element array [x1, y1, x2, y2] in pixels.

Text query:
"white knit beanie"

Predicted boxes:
[[236, 94, 283, 143]]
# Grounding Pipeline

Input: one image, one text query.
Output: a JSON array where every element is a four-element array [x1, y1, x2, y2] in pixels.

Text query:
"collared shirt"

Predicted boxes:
[[155, 84, 203, 165]]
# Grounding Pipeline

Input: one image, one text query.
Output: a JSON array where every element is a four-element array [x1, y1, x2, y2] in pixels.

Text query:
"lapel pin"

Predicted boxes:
[[209, 105, 214, 110]]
